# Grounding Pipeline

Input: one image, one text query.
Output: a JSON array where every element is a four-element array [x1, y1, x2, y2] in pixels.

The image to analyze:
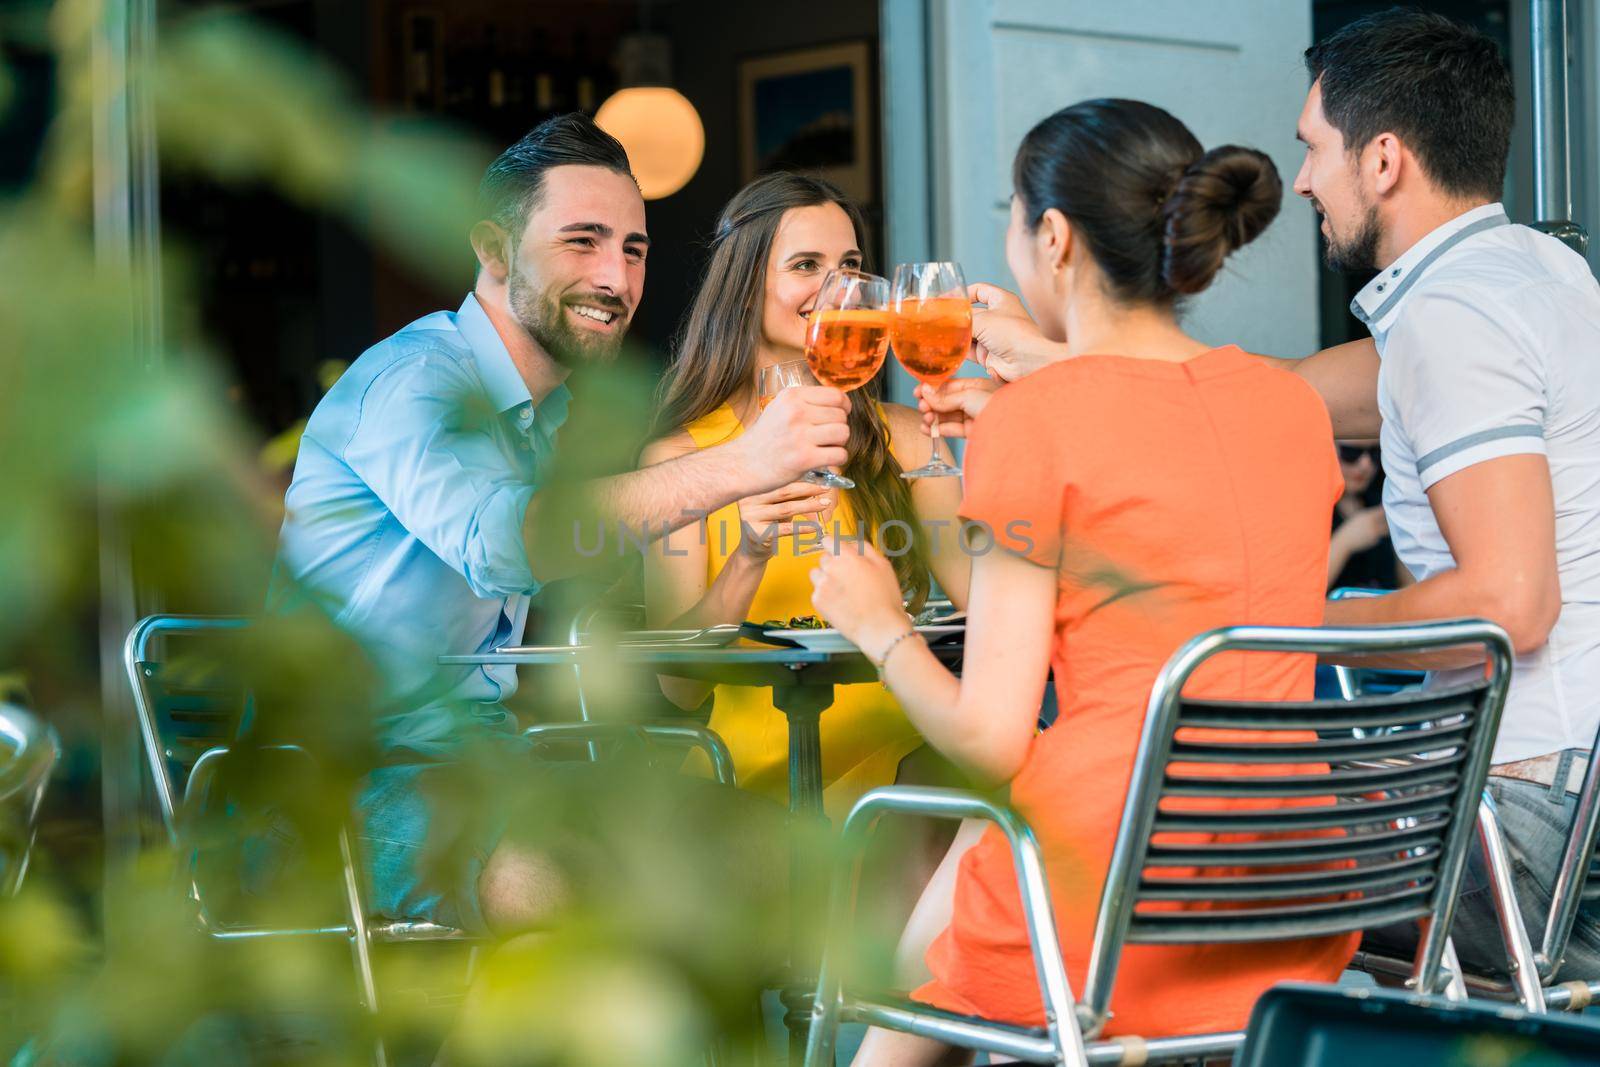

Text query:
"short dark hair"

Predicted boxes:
[[1305, 9, 1513, 200], [478, 113, 635, 235], [1013, 98, 1281, 302]]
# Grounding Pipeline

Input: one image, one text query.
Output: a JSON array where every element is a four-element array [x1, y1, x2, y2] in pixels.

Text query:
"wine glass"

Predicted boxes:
[[801, 269, 892, 491], [890, 261, 970, 478], [758, 359, 834, 490], [757, 358, 813, 410], [756, 360, 832, 551]]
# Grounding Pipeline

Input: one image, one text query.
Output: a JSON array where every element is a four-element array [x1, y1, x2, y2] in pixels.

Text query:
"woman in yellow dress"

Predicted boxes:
[[639, 173, 969, 821]]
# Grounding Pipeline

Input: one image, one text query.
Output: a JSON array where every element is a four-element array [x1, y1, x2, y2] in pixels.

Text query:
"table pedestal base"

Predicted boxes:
[[775, 682, 833, 1063]]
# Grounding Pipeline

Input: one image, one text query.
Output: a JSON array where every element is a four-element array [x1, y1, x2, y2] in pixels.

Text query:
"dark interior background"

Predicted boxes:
[[154, 0, 883, 443], [0, 0, 1539, 435]]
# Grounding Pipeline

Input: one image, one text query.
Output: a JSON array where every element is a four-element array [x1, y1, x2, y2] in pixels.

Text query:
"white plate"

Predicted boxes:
[[764, 623, 964, 653]]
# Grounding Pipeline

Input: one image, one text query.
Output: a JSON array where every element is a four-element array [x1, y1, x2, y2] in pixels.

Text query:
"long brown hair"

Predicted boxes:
[[653, 172, 929, 609]]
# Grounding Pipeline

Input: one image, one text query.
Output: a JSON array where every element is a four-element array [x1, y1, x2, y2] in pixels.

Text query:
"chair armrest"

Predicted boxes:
[[807, 786, 1087, 1065]]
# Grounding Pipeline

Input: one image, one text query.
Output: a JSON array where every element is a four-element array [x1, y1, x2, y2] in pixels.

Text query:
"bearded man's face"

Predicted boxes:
[[504, 164, 647, 364]]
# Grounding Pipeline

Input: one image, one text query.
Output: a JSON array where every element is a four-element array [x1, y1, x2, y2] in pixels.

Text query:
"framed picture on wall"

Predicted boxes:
[[737, 41, 874, 203]]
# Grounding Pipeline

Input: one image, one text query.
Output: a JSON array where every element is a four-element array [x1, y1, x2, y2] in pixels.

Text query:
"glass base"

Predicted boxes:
[[803, 468, 855, 490], [901, 458, 961, 479]]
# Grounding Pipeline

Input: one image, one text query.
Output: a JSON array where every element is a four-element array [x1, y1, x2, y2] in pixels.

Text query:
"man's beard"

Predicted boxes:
[[1323, 199, 1382, 274], [506, 262, 629, 366]]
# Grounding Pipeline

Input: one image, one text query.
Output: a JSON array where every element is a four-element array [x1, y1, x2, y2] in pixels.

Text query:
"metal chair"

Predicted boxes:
[[126, 613, 739, 1057], [126, 615, 469, 1067], [805, 620, 1513, 1067], [0, 703, 59, 897], [1324, 592, 1600, 1013], [1353, 719, 1600, 1015]]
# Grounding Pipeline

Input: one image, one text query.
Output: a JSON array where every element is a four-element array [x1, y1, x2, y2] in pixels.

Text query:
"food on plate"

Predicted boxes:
[[763, 614, 828, 631]]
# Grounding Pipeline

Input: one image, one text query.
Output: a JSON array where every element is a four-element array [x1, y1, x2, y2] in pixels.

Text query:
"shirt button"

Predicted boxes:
[[1375, 283, 1386, 292], [1391, 268, 1401, 277]]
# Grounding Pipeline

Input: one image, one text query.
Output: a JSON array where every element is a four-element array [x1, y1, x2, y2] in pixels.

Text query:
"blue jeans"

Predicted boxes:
[[355, 761, 509, 934], [1363, 771, 1600, 980]]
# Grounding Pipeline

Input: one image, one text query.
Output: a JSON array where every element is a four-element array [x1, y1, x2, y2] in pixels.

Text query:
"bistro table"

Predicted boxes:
[[441, 638, 965, 1061]]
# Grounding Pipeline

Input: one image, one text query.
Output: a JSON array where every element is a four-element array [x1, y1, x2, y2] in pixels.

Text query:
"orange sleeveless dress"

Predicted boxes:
[[916, 347, 1358, 1037]]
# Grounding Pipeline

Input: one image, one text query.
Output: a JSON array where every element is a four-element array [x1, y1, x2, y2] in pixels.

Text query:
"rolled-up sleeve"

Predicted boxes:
[[1385, 287, 1548, 491], [342, 354, 537, 599]]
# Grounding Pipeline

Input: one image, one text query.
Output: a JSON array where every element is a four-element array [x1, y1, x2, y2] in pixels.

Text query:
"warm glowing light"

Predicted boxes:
[[595, 86, 705, 200]]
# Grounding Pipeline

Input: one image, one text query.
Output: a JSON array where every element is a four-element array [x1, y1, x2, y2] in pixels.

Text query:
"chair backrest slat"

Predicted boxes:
[[1164, 756, 1462, 798], [1130, 889, 1437, 945], [1169, 721, 1473, 763], [1140, 852, 1439, 902], [1144, 818, 1446, 867], [1079, 621, 1511, 1034], [1181, 684, 1480, 731], [1150, 789, 1456, 834]]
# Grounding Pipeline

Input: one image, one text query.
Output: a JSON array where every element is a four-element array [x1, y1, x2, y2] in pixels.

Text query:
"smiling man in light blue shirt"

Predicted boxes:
[[270, 114, 850, 933], [272, 291, 572, 754]]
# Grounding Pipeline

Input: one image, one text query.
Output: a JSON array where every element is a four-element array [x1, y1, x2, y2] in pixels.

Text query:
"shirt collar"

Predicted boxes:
[[456, 292, 533, 414], [1350, 202, 1510, 327], [534, 382, 572, 433]]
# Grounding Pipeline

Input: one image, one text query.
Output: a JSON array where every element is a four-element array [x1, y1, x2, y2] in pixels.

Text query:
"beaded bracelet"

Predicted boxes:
[[874, 628, 922, 682]]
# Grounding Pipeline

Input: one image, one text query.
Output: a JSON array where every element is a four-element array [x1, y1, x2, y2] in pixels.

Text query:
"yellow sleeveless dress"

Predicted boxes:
[[682, 402, 924, 818]]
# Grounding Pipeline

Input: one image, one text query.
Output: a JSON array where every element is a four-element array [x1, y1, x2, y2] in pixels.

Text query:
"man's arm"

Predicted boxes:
[[1259, 338, 1383, 441], [524, 386, 849, 583], [965, 280, 1383, 440], [1323, 453, 1560, 667]]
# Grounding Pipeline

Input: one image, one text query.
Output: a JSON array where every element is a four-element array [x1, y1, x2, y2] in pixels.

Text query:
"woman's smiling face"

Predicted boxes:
[[759, 203, 864, 362]]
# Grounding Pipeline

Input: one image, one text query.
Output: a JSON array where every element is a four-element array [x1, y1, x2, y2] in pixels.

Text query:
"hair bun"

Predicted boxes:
[[1159, 145, 1282, 295]]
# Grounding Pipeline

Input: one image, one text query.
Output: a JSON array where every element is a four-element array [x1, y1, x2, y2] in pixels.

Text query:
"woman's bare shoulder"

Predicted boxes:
[[639, 429, 699, 468]]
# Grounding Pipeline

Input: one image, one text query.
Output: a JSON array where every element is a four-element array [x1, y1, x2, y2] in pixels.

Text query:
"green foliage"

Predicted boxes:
[[0, 2, 833, 1064]]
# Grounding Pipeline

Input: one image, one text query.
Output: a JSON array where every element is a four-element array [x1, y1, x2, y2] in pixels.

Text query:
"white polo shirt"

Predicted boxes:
[[1355, 202, 1600, 763]]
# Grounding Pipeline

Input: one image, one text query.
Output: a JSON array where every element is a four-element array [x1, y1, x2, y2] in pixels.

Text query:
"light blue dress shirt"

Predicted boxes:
[[270, 294, 569, 755]]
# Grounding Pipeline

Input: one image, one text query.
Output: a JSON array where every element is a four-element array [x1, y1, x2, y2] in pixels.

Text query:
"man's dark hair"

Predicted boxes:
[[1305, 8, 1513, 200], [478, 113, 635, 235]]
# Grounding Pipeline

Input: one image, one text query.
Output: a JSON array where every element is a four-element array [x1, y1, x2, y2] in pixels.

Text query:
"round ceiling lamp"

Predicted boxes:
[[595, 85, 704, 201]]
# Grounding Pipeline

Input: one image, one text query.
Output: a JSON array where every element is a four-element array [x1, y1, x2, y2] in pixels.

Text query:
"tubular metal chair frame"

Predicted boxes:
[[806, 620, 1513, 1067], [1536, 720, 1600, 1002], [0, 702, 59, 897], [1353, 721, 1600, 1014], [125, 615, 469, 945], [126, 615, 737, 1065], [568, 601, 650, 727], [565, 601, 736, 779], [1327, 592, 1600, 1013], [126, 615, 464, 1067]]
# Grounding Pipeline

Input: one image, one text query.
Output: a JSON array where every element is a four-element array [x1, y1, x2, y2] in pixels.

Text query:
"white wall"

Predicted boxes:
[[883, 0, 1320, 406]]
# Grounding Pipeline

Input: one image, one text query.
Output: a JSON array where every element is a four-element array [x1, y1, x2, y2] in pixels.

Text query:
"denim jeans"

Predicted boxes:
[[1363, 770, 1600, 980]]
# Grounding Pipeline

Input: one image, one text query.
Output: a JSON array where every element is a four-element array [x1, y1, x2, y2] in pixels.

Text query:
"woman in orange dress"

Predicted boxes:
[[811, 98, 1357, 1061]]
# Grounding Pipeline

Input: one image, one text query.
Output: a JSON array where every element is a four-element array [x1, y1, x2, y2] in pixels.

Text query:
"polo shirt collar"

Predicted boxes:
[[1350, 202, 1510, 326], [456, 292, 533, 414]]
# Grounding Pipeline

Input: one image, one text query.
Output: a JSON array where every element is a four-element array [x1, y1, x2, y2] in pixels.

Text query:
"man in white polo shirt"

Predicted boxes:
[[1292, 10, 1600, 977]]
